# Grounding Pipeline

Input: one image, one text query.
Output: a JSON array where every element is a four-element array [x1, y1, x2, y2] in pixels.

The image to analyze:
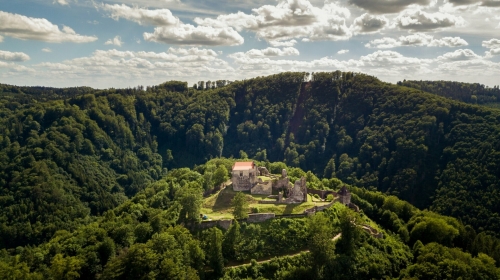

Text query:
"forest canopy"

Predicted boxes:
[[1, 72, 500, 278]]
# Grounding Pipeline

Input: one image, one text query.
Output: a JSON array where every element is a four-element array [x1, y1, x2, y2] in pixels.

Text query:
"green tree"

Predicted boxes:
[[336, 209, 360, 256], [212, 165, 229, 189], [206, 227, 224, 277], [50, 254, 83, 280], [222, 220, 241, 260], [175, 183, 203, 223], [232, 192, 249, 219], [239, 150, 248, 159], [308, 212, 336, 277], [323, 157, 336, 179]]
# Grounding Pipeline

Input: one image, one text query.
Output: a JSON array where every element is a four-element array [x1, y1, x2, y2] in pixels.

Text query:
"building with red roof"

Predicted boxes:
[[231, 161, 258, 191]]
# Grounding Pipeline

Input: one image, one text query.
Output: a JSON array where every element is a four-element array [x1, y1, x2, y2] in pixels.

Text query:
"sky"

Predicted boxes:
[[0, 0, 500, 89]]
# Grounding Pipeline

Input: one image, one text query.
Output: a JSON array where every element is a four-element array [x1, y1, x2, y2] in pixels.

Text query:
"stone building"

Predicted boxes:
[[231, 161, 259, 191], [251, 177, 273, 195], [231, 163, 308, 203], [338, 186, 351, 205], [288, 177, 308, 203]]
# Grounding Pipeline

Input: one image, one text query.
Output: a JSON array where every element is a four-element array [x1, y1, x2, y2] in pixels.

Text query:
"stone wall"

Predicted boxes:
[[196, 200, 361, 231], [247, 213, 276, 223], [251, 181, 272, 195], [287, 177, 307, 203], [258, 200, 279, 204], [273, 177, 290, 190], [232, 175, 253, 191], [361, 224, 384, 239], [279, 213, 307, 218], [258, 166, 270, 176], [339, 192, 351, 205], [348, 202, 360, 212], [307, 189, 337, 199]]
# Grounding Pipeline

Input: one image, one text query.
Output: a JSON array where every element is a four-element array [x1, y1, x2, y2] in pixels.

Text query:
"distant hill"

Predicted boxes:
[[1, 71, 500, 249], [398, 80, 500, 108]]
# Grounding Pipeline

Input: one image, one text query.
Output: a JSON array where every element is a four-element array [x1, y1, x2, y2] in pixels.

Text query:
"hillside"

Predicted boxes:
[[1, 71, 500, 248], [0, 159, 498, 279], [398, 80, 500, 108]]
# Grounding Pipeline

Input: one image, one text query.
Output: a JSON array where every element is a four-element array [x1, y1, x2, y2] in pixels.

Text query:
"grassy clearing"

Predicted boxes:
[[257, 176, 272, 182], [201, 188, 331, 220]]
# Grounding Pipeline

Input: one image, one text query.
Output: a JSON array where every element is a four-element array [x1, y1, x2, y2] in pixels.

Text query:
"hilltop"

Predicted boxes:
[[1, 71, 500, 245]]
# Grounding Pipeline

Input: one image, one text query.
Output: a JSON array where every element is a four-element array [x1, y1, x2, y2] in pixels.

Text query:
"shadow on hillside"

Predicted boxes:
[[212, 188, 237, 211]]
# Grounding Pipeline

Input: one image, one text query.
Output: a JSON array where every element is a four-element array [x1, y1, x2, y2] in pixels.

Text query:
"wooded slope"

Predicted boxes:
[[1, 72, 500, 249]]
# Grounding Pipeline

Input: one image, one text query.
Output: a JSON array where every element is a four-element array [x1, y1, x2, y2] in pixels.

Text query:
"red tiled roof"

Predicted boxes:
[[232, 161, 254, 171]]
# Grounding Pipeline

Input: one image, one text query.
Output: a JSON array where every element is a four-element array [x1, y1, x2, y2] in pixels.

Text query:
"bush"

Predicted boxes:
[[326, 194, 334, 202]]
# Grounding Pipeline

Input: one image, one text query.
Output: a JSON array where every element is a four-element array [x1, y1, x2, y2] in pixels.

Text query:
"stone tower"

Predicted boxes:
[[338, 186, 351, 205]]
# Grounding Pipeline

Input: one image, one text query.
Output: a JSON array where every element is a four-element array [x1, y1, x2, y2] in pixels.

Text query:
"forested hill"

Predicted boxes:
[[399, 80, 500, 108], [1, 71, 500, 249]]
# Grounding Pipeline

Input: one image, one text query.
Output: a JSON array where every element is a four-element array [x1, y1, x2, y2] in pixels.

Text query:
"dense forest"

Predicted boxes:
[[1, 72, 500, 278], [1, 158, 499, 279], [399, 80, 500, 108]]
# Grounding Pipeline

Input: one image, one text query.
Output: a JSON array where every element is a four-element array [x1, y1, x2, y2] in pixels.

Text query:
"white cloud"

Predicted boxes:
[[101, 3, 243, 46], [53, 0, 68, 5], [102, 4, 179, 26], [486, 48, 500, 56], [366, 33, 468, 48], [399, 33, 434, 46], [167, 47, 218, 56], [433, 59, 500, 82], [105, 36, 123, 46], [269, 39, 297, 47], [365, 37, 399, 49], [0, 61, 35, 72], [225, 49, 446, 83], [143, 24, 244, 46], [395, 10, 466, 31], [0, 50, 30, 62], [351, 13, 388, 33], [428, 36, 469, 47], [437, 49, 481, 60], [28, 48, 235, 88], [42, 48, 51, 52], [482, 38, 500, 56], [338, 49, 349, 54], [349, 0, 432, 14], [0, 11, 97, 43], [244, 47, 300, 57], [227, 52, 362, 72], [194, 0, 353, 43], [360, 50, 430, 66], [482, 38, 500, 48]]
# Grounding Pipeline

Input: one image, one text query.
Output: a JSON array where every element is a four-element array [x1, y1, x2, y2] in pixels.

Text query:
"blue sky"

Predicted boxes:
[[1, 0, 499, 88]]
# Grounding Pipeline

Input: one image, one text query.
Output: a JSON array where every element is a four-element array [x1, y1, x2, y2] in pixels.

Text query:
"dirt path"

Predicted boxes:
[[226, 233, 342, 268]]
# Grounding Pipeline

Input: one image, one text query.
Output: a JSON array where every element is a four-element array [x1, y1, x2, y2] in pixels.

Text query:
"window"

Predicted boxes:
[[240, 172, 243, 177]]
